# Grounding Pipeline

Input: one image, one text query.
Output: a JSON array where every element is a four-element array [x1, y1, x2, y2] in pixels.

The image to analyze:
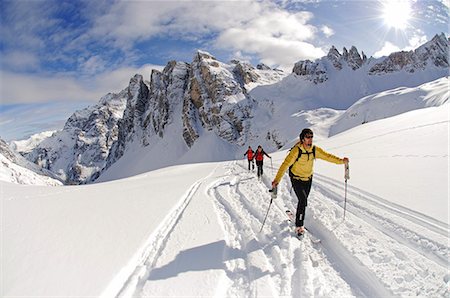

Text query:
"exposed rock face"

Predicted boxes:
[[106, 75, 150, 166], [181, 51, 253, 147], [368, 33, 449, 74], [292, 59, 328, 83], [233, 61, 261, 85]]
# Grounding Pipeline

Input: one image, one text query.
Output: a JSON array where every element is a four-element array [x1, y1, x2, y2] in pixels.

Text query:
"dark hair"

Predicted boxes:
[[299, 128, 313, 140]]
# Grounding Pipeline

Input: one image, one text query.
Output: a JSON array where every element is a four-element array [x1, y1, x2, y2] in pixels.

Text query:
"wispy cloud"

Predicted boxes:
[[1, 51, 40, 71]]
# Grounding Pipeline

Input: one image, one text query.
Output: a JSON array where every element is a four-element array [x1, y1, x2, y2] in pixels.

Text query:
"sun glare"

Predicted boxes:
[[382, 1, 412, 30]]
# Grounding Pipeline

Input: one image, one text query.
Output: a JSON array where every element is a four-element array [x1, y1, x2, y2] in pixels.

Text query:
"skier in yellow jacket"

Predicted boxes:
[[272, 128, 349, 237]]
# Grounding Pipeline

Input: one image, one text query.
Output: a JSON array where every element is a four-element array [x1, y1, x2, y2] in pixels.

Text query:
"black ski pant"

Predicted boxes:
[[291, 177, 312, 227], [256, 160, 264, 177], [247, 159, 254, 170]]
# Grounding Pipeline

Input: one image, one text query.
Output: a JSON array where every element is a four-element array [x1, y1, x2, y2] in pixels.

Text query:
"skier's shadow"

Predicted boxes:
[[148, 240, 268, 281]]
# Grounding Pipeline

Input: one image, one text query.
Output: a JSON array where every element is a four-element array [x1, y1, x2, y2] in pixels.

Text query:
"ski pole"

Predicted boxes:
[[260, 187, 277, 232], [343, 162, 349, 221]]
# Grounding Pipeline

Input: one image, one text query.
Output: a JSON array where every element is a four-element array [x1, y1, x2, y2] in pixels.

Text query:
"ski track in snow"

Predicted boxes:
[[116, 161, 449, 297], [309, 174, 449, 297], [115, 178, 206, 297]]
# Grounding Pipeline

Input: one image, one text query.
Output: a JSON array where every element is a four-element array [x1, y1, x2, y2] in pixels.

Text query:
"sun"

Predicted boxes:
[[382, 1, 412, 30]]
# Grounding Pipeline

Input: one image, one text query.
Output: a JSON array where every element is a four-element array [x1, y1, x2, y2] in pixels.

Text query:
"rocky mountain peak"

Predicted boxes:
[[369, 32, 449, 74], [347, 46, 365, 70], [327, 46, 343, 69], [294, 44, 368, 83]]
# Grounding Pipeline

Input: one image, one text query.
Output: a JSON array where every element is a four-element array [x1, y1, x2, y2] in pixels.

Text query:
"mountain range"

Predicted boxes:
[[3, 33, 449, 185]]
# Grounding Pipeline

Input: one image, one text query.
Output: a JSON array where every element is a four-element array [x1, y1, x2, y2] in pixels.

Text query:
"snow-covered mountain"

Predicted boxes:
[[25, 90, 128, 184], [369, 33, 449, 74], [252, 33, 449, 109], [0, 138, 62, 185], [23, 53, 285, 184], [20, 33, 449, 184]]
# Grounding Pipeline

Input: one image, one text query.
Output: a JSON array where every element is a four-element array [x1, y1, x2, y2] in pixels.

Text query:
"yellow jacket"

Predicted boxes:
[[273, 142, 345, 183]]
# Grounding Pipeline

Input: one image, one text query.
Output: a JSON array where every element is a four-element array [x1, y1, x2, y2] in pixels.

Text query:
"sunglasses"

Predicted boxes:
[[304, 135, 313, 139]]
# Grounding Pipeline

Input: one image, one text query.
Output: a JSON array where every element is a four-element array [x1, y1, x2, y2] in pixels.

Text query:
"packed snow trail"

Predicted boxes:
[[308, 174, 449, 297], [117, 160, 449, 297]]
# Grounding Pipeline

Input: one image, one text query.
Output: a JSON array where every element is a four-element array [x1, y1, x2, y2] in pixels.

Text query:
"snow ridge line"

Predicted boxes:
[[102, 179, 204, 298]]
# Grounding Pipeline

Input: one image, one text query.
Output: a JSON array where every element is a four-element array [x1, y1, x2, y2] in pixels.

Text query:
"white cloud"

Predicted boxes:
[[87, 1, 264, 48], [0, 63, 163, 105], [215, 9, 324, 70], [373, 41, 401, 58], [321, 25, 335, 38]]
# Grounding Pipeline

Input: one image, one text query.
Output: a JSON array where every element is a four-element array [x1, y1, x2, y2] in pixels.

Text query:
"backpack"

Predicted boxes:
[[288, 145, 316, 179]]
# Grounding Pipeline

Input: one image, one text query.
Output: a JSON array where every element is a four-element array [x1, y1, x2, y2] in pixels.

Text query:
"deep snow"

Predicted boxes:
[[2, 100, 448, 297]]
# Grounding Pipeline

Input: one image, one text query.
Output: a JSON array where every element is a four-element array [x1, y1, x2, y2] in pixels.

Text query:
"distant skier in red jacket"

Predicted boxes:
[[254, 145, 271, 178], [244, 146, 255, 171]]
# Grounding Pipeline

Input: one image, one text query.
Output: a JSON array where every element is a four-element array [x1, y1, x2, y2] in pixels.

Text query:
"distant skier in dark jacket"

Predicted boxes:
[[272, 128, 349, 237], [254, 145, 271, 178], [244, 146, 255, 171]]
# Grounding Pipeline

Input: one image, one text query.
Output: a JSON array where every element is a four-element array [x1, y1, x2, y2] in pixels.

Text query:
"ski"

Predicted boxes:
[[285, 210, 321, 243]]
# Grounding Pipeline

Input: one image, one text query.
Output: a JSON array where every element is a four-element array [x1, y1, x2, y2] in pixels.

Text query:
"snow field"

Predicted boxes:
[[3, 100, 448, 297]]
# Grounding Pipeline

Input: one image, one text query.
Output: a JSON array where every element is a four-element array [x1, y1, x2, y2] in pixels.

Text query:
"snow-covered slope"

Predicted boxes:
[[3, 101, 448, 297], [329, 76, 449, 135], [0, 138, 62, 185]]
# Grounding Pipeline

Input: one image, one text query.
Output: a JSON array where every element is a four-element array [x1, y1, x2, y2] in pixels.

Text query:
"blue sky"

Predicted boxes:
[[0, 0, 448, 141]]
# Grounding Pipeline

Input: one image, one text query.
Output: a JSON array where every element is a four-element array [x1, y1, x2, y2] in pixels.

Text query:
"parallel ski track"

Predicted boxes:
[[116, 179, 204, 297], [208, 163, 283, 297], [313, 173, 449, 268], [270, 176, 393, 297], [212, 161, 378, 297]]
